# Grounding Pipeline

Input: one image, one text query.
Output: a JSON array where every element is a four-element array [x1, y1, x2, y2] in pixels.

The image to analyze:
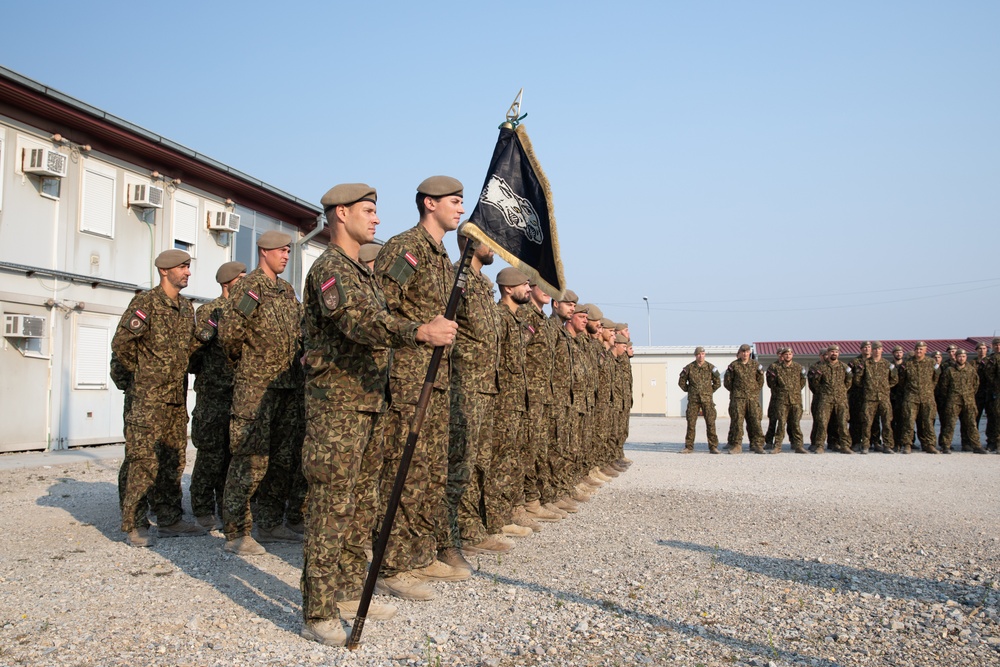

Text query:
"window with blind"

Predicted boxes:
[[80, 161, 116, 238], [75, 324, 110, 389], [173, 197, 198, 258]]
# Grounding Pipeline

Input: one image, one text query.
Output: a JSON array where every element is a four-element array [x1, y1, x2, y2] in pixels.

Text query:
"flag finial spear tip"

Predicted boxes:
[[502, 88, 526, 129]]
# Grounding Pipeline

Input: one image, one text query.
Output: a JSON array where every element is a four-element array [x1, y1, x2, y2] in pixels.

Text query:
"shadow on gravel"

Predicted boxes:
[[659, 540, 994, 607], [37, 479, 305, 635], [485, 571, 839, 667]]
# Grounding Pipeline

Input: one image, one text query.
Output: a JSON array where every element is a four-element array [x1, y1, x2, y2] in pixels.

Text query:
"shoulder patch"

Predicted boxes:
[[127, 308, 148, 333], [386, 251, 418, 286], [237, 290, 260, 318], [321, 274, 346, 312], [195, 324, 216, 343]]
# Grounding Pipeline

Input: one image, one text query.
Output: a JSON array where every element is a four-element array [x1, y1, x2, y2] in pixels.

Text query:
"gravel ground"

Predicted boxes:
[[2, 417, 999, 667]]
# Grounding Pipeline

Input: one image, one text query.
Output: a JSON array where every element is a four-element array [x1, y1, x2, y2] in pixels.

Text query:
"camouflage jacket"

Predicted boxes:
[[496, 303, 529, 412], [550, 318, 574, 407], [856, 357, 897, 401], [595, 341, 613, 409], [939, 362, 979, 403], [724, 359, 764, 399], [570, 334, 597, 412], [678, 360, 721, 399], [897, 356, 940, 401], [848, 355, 868, 395], [111, 285, 197, 406], [450, 269, 500, 395], [374, 224, 452, 403], [189, 295, 234, 394], [616, 353, 633, 410], [303, 243, 422, 414], [522, 304, 555, 405], [809, 360, 852, 403], [219, 267, 304, 418], [766, 360, 806, 406], [976, 355, 991, 397]]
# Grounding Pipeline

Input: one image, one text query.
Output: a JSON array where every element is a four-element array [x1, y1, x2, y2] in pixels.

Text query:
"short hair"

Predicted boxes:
[[416, 192, 440, 217]]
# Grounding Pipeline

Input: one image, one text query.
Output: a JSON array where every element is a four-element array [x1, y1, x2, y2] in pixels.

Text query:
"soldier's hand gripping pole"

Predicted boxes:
[[348, 235, 475, 650]]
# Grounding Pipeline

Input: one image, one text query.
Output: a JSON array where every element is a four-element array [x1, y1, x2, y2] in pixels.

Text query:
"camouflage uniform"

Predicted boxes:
[[592, 340, 613, 469], [897, 356, 940, 452], [809, 359, 853, 453], [373, 225, 453, 576], [857, 358, 897, 452], [975, 354, 990, 437], [614, 353, 633, 460], [571, 333, 596, 476], [889, 357, 907, 448], [188, 296, 233, 520], [219, 267, 305, 540], [111, 286, 197, 532], [487, 304, 529, 534], [765, 360, 806, 452], [549, 320, 576, 497], [448, 269, 500, 547], [847, 355, 868, 446], [937, 362, 981, 453], [677, 360, 721, 452], [521, 304, 551, 503], [299, 243, 423, 624], [984, 351, 1000, 451], [724, 359, 765, 452]]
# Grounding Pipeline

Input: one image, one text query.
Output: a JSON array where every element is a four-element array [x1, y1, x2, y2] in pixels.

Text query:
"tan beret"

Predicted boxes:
[[154, 249, 190, 269], [559, 289, 579, 304], [417, 175, 463, 197], [615, 334, 629, 344], [257, 230, 292, 250], [872, 341, 883, 349], [321, 183, 377, 211], [892, 345, 904, 352], [946, 344, 958, 351], [573, 303, 589, 314], [915, 341, 927, 348], [496, 267, 530, 286], [956, 348, 967, 355], [860, 341, 872, 348], [215, 261, 246, 284], [694, 346, 705, 354], [358, 243, 382, 263], [828, 344, 840, 352], [600, 317, 614, 329], [993, 337, 1000, 345], [738, 343, 751, 352]]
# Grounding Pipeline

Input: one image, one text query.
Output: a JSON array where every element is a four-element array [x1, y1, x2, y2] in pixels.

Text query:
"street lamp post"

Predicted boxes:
[[642, 296, 651, 346]]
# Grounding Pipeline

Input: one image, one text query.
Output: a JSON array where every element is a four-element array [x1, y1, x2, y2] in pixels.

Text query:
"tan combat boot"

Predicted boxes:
[[224, 535, 266, 555], [502, 523, 534, 537], [412, 558, 471, 582], [158, 520, 207, 538], [376, 572, 436, 601], [555, 497, 579, 513], [126, 526, 155, 548], [301, 619, 347, 646], [543, 502, 569, 519], [462, 534, 513, 555], [337, 599, 398, 621], [525, 499, 563, 521], [512, 506, 542, 532], [255, 524, 303, 543], [437, 547, 474, 575]]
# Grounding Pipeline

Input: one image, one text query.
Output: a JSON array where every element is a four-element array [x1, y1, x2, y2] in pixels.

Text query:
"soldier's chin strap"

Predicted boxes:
[[348, 239, 475, 650]]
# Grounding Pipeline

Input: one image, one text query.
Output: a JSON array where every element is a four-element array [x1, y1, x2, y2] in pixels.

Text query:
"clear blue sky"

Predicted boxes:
[[4, 1, 998, 344]]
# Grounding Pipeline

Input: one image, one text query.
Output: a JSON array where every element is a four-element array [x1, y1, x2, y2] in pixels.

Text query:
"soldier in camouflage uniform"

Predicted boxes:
[[809, 345, 853, 454], [897, 341, 941, 453], [111, 249, 207, 547], [373, 176, 463, 597], [612, 332, 633, 467], [935, 344, 958, 420], [447, 234, 503, 554], [856, 341, 897, 453], [188, 261, 245, 530], [587, 309, 618, 479], [984, 338, 1000, 452], [569, 303, 599, 485], [219, 231, 305, 555], [889, 345, 907, 448], [847, 342, 871, 447], [678, 347, 722, 453], [483, 267, 533, 546], [724, 344, 765, 454], [764, 347, 807, 453], [297, 184, 458, 645], [937, 349, 986, 454], [974, 342, 990, 446]]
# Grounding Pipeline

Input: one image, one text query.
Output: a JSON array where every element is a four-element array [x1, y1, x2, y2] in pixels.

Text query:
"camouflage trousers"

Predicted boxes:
[[486, 403, 526, 535], [223, 387, 303, 540], [860, 397, 893, 450], [589, 403, 610, 469], [986, 395, 1000, 449], [813, 398, 851, 452], [684, 396, 718, 450], [771, 400, 803, 449], [523, 400, 546, 504], [571, 408, 588, 479], [447, 389, 495, 547], [727, 397, 765, 449], [118, 401, 187, 532], [541, 403, 572, 503], [300, 409, 383, 623], [378, 390, 449, 577], [190, 391, 232, 519], [900, 397, 937, 450], [848, 391, 865, 446], [938, 396, 980, 451]]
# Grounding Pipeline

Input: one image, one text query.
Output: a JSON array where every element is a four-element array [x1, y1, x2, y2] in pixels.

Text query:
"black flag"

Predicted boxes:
[[463, 124, 566, 299]]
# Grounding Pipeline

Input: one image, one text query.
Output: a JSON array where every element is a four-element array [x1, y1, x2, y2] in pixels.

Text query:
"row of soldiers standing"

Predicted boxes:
[[679, 339, 1000, 454], [109, 177, 635, 647]]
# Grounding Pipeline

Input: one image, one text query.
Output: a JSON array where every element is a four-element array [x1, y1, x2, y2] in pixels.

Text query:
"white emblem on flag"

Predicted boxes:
[[479, 175, 544, 245]]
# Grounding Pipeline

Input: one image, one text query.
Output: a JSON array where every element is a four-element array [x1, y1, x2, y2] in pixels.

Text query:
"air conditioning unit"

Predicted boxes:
[[23, 148, 68, 178], [207, 211, 240, 232], [4, 314, 46, 338], [129, 183, 164, 208]]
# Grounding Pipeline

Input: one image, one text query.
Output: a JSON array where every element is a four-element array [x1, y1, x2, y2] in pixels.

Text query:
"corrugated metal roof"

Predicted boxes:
[[754, 338, 992, 356]]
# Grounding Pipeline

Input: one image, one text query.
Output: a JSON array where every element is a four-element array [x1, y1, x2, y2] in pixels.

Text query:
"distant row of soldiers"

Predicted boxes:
[[108, 177, 635, 647], [679, 339, 1000, 454]]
